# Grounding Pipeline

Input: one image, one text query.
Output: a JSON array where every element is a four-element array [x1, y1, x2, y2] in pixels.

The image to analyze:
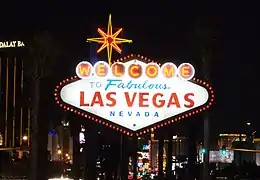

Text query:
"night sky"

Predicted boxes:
[[1, 1, 258, 134]]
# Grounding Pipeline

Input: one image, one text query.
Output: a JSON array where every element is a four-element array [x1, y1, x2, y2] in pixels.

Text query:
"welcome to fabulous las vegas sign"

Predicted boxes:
[[54, 55, 214, 135]]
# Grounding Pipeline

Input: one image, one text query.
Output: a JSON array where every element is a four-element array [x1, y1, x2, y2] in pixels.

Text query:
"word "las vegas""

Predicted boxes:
[[79, 91, 195, 108]]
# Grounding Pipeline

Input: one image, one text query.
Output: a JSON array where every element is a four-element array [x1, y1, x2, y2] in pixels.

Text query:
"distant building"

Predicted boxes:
[[253, 138, 260, 166], [218, 133, 246, 148], [48, 132, 58, 161], [218, 133, 260, 165], [47, 123, 73, 162], [135, 133, 188, 174], [0, 41, 29, 148]]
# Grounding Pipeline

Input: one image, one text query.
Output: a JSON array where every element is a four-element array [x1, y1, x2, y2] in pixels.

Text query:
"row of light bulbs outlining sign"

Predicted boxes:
[[55, 54, 215, 135], [0, 41, 25, 48]]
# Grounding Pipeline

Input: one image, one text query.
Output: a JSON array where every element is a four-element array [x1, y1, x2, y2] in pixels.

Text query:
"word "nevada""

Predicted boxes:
[[76, 61, 195, 81]]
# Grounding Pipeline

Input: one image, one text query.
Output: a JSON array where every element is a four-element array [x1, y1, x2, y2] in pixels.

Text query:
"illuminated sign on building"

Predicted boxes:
[[0, 41, 25, 48], [55, 55, 214, 135], [79, 132, 85, 144], [209, 150, 234, 163]]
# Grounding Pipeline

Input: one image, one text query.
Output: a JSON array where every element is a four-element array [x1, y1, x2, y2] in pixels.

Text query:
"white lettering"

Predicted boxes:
[[0, 41, 25, 48], [17, 41, 25, 47]]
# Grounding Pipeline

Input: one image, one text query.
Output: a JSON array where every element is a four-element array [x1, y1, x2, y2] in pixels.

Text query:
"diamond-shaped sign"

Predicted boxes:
[[54, 55, 214, 135]]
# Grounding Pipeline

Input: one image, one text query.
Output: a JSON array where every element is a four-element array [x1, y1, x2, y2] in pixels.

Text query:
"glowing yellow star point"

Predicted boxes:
[[87, 14, 132, 65]]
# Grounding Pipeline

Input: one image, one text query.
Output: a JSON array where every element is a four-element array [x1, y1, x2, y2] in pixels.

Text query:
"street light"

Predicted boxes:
[[22, 135, 28, 141], [57, 150, 62, 161], [247, 122, 251, 126], [57, 150, 62, 155]]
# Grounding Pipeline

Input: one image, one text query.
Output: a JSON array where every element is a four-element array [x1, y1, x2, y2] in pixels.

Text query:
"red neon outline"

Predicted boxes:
[[54, 54, 215, 136]]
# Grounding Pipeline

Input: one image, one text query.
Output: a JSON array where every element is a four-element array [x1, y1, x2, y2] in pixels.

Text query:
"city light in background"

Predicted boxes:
[[22, 135, 28, 141]]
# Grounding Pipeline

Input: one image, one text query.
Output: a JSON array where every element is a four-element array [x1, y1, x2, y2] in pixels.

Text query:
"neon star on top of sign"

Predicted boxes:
[[87, 14, 132, 66]]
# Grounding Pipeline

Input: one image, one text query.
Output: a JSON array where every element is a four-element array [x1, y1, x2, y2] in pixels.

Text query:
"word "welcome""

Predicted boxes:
[[76, 60, 195, 81]]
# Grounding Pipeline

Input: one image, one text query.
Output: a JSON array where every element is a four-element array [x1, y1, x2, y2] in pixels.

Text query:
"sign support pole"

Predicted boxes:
[[158, 131, 164, 178], [166, 129, 173, 179], [202, 56, 211, 180], [132, 135, 138, 180], [203, 113, 210, 180], [202, 55, 211, 180], [71, 120, 80, 180], [119, 133, 123, 179]]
